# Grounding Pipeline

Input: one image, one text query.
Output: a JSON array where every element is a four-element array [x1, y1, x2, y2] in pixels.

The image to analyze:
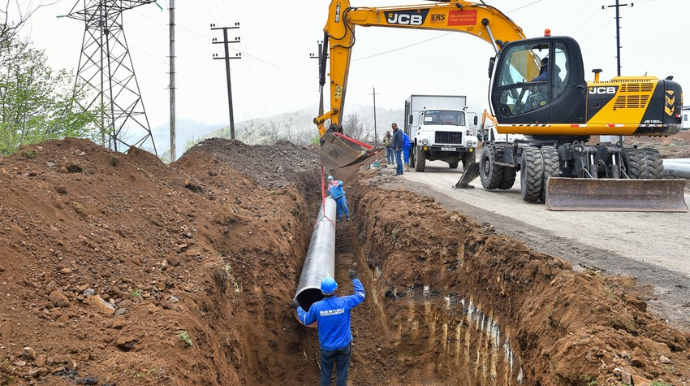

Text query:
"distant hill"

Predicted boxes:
[[150, 104, 405, 160]]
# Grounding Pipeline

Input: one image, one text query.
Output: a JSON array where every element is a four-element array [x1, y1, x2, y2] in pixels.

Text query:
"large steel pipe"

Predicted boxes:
[[294, 197, 337, 313], [663, 161, 690, 179]]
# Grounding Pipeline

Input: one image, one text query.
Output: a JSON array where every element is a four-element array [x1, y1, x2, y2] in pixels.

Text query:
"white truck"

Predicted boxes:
[[404, 95, 478, 172], [683, 106, 690, 130]]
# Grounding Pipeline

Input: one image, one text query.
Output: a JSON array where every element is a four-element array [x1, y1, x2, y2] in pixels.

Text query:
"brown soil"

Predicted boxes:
[[0, 137, 688, 386]]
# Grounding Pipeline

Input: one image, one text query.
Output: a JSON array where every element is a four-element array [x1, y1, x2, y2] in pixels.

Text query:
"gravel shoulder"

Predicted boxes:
[[382, 160, 690, 331]]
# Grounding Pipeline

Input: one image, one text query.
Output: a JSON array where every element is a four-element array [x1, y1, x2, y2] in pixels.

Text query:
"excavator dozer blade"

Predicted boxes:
[[454, 162, 480, 189], [320, 132, 381, 169], [545, 177, 688, 212]]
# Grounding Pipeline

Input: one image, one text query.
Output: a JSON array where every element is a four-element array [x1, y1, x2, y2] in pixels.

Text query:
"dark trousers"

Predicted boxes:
[[320, 343, 351, 386]]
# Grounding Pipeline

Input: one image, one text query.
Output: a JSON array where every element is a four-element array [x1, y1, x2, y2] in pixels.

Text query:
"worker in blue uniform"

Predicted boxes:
[[327, 175, 350, 221], [293, 270, 365, 386]]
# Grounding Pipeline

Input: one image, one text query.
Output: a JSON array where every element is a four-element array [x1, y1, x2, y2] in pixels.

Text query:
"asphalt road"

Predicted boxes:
[[382, 160, 690, 330]]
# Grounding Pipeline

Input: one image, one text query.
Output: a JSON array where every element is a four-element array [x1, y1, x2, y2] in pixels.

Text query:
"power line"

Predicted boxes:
[[505, 0, 543, 13], [353, 32, 453, 61], [557, 0, 597, 27]]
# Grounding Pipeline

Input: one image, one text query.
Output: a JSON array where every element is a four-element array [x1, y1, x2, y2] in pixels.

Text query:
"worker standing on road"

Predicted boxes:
[[327, 175, 350, 222], [391, 123, 403, 175], [293, 270, 365, 386], [402, 131, 412, 172], [383, 131, 394, 166]]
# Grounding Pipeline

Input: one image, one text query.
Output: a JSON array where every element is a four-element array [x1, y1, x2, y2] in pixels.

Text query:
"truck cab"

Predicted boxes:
[[405, 95, 478, 172]]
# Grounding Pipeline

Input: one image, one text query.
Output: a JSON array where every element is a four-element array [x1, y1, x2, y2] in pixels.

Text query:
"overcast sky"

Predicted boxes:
[[20, 0, 690, 130]]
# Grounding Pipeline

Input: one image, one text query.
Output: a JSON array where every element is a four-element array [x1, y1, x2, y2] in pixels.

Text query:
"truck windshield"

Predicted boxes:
[[422, 110, 465, 126]]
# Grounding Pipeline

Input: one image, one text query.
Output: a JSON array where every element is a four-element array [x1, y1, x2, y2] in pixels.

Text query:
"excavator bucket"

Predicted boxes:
[[454, 162, 480, 189], [545, 177, 688, 212], [320, 132, 382, 169]]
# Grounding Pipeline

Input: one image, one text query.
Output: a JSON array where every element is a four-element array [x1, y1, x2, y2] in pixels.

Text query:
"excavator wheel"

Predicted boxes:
[[540, 146, 560, 201], [499, 166, 517, 190], [623, 148, 664, 179], [415, 148, 427, 172], [479, 146, 504, 190], [520, 146, 544, 202]]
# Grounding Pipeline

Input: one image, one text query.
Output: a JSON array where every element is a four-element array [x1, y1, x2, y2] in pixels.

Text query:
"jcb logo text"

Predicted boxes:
[[588, 86, 617, 95], [386, 10, 429, 25]]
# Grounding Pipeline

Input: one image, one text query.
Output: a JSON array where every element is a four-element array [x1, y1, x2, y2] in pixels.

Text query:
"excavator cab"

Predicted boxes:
[[490, 36, 586, 126]]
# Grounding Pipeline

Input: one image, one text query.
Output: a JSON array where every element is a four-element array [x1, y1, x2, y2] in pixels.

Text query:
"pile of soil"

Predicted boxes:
[[0, 137, 688, 385]]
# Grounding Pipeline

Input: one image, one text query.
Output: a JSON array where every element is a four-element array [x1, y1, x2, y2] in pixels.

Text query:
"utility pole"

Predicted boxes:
[[211, 23, 242, 140], [371, 86, 379, 147], [169, 0, 176, 161], [602, 1, 634, 76], [602, 1, 633, 146]]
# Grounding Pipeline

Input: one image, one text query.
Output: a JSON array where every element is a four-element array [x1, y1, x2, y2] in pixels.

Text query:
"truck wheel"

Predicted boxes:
[[462, 151, 476, 171], [540, 146, 560, 201], [410, 148, 416, 168], [520, 146, 544, 202], [622, 148, 663, 179], [415, 148, 426, 172], [449, 160, 459, 169], [479, 146, 504, 189]]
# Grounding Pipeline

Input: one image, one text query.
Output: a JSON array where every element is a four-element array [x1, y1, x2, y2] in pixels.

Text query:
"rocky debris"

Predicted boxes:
[[48, 290, 70, 308]]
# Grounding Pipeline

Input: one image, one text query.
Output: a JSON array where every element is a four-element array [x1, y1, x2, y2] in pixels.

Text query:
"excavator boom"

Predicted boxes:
[[316, 0, 687, 212]]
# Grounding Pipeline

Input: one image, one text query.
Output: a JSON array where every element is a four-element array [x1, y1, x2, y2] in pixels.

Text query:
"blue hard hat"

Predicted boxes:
[[321, 276, 338, 295], [327, 175, 333, 180]]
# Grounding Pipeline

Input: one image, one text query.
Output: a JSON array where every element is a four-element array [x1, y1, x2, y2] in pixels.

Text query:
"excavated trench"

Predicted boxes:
[[278, 172, 688, 386], [182, 160, 687, 386]]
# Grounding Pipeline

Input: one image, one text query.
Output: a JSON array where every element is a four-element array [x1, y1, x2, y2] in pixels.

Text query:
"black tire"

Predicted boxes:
[[623, 148, 664, 179], [499, 167, 517, 190], [449, 160, 459, 169], [520, 146, 544, 202], [540, 146, 560, 201], [410, 147, 416, 168], [479, 146, 504, 189], [415, 147, 426, 172], [462, 151, 476, 171]]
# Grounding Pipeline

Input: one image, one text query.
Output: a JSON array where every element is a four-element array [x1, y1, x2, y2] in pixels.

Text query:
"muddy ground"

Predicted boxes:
[[0, 137, 688, 386]]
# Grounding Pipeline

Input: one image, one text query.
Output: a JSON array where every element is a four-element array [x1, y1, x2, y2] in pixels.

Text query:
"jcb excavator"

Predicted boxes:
[[315, 0, 687, 212]]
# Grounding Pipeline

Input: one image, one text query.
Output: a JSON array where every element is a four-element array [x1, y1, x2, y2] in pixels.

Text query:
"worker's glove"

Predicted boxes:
[[349, 269, 358, 280], [291, 299, 300, 309]]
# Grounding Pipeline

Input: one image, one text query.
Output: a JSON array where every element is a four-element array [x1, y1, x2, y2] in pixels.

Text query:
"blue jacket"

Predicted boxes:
[[328, 181, 345, 200], [297, 279, 365, 350], [391, 128, 403, 150], [402, 132, 411, 150]]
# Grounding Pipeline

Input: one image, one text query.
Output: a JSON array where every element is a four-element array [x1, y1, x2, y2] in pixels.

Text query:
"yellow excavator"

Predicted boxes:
[[314, 0, 687, 211]]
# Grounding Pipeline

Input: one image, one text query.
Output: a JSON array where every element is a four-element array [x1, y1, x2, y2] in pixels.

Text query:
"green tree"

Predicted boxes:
[[0, 36, 98, 155]]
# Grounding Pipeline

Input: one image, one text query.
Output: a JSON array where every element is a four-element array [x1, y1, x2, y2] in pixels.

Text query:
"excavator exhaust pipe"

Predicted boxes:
[[545, 177, 688, 212], [320, 132, 382, 170]]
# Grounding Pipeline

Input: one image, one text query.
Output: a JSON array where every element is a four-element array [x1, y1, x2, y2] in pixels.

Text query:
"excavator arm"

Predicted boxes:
[[315, 0, 531, 169], [315, 0, 527, 136]]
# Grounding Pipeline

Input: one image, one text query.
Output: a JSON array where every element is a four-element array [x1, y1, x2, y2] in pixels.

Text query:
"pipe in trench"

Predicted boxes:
[[294, 196, 337, 320]]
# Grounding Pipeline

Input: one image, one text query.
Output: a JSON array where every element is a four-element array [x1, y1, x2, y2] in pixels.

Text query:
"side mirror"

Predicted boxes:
[[488, 57, 495, 78], [473, 115, 478, 125], [408, 114, 413, 125]]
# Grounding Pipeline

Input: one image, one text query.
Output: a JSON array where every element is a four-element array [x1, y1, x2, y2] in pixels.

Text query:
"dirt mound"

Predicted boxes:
[[0, 138, 321, 385], [0, 137, 688, 385]]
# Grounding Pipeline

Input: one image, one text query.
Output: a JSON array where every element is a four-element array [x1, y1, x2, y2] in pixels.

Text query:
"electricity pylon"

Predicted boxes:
[[66, 0, 158, 155]]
